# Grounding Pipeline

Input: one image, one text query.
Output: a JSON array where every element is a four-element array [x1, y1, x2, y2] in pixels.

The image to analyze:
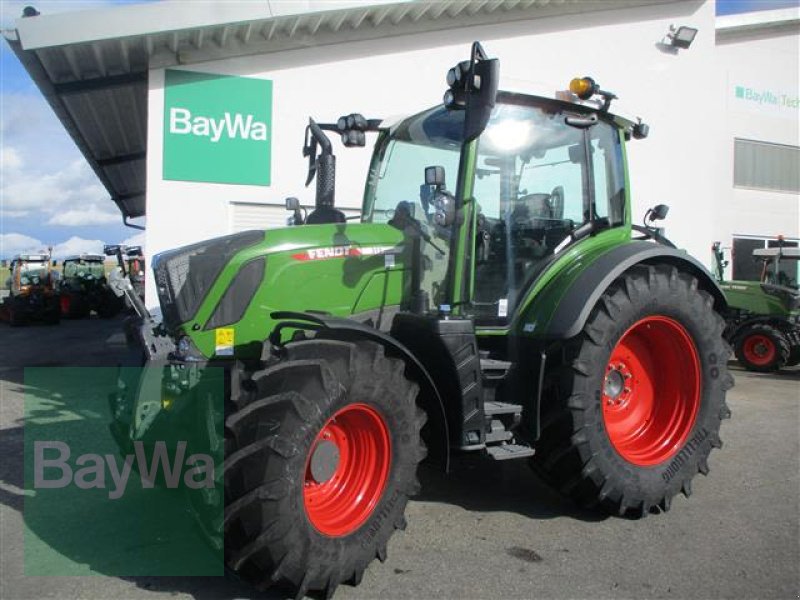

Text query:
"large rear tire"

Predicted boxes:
[[533, 264, 733, 517], [734, 323, 790, 372], [222, 338, 426, 598]]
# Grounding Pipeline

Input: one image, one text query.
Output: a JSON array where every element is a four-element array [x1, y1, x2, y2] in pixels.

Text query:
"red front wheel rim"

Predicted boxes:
[[602, 316, 701, 466], [303, 403, 391, 537], [742, 334, 776, 366]]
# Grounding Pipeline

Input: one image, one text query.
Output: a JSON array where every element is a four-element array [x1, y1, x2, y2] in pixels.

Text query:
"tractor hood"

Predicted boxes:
[[152, 223, 405, 358], [721, 280, 798, 315]]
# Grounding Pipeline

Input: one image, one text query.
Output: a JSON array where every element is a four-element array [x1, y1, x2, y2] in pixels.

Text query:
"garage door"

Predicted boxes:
[[230, 202, 289, 233], [230, 201, 361, 233]]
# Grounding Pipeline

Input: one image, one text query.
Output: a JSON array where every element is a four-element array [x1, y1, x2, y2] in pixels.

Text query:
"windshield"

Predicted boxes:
[[364, 107, 463, 224], [362, 100, 626, 320], [64, 261, 105, 279], [472, 101, 625, 322], [18, 262, 49, 286], [363, 107, 464, 310]]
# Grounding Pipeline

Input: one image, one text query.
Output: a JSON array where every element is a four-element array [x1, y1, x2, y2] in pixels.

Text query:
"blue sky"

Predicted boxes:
[[1, 0, 799, 258]]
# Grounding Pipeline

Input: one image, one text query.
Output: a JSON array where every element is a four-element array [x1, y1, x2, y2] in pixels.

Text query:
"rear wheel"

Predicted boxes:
[[734, 323, 789, 372], [8, 306, 25, 327], [534, 264, 733, 517], [787, 345, 800, 367], [221, 339, 426, 598]]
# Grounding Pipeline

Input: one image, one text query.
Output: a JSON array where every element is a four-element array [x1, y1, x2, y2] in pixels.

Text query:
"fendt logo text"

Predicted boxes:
[[169, 108, 268, 143]]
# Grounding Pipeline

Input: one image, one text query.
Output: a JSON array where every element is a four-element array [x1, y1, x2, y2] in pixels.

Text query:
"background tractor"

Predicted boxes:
[[713, 241, 800, 371], [110, 43, 733, 598], [0, 254, 60, 326], [104, 244, 145, 299], [58, 254, 123, 319]]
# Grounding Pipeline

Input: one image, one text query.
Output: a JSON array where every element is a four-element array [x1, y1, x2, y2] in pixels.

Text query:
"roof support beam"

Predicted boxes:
[[97, 151, 146, 167], [53, 71, 146, 96]]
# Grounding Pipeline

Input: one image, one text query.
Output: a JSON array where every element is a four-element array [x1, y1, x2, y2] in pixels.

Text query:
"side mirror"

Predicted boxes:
[[425, 166, 446, 187], [285, 197, 305, 226], [648, 204, 670, 222]]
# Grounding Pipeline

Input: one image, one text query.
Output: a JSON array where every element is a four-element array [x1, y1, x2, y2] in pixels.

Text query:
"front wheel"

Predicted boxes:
[[222, 339, 426, 598], [534, 264, 733, 517], [734, 323, 790, 372]]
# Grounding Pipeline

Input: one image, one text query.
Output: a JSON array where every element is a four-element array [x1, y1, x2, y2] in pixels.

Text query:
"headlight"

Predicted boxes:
[[177, 336, 192, 356]]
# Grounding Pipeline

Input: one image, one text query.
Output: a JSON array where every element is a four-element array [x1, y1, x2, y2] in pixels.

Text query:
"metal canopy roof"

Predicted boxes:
[[5, 0, 675, 220]]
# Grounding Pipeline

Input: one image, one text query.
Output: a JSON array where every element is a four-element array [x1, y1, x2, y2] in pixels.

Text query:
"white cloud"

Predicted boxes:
[[0, 233, 109, 259], [1, 146, 23, 170], [52, 236, 105, 258], [47, 206, 120, 226], [0, 232, 45, 257], [3, 156, 108, 210], [121, 231, 145, 248]]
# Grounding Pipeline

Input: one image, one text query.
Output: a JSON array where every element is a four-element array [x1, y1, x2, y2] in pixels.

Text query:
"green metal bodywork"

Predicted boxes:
[[720, 281, 793, 317], [180, 224, 405, 358]]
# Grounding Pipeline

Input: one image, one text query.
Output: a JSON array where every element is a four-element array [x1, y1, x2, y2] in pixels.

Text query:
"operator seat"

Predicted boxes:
[[305, 206, 346, 225]]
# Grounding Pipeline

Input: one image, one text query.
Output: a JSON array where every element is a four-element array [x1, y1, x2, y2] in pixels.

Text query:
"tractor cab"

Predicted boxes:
[[59, 254, 123, 319], [754, 246, 799, 290], [361, 94, 632, 325], [61, 254, 107, 286], [0, 254, 60, 325], [8, 254, 57, 293]]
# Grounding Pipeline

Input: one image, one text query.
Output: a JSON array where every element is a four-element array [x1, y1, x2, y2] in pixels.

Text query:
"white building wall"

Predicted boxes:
[[715, 25, 800, 274], [145, 0, 716, 306]]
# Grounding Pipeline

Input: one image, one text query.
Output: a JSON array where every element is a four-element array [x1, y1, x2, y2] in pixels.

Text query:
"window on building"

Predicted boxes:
[[733, 139, 800, 193]]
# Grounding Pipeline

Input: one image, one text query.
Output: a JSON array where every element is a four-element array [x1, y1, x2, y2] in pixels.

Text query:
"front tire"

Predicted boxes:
[[734, 323, 790, 372], [534, 264, 733, 517], [223, 339, 426, 598]]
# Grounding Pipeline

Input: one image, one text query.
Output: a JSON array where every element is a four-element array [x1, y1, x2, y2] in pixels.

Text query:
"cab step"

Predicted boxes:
[[486, 443, 535, 461], [484, 400, 521, 416]]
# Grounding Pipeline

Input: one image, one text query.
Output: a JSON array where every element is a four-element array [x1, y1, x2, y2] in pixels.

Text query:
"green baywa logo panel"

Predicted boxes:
[[163, 69, 273, 185]]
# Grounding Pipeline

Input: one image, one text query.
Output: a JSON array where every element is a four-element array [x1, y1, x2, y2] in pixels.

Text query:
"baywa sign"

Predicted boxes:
[[163, 69, 273, 186]]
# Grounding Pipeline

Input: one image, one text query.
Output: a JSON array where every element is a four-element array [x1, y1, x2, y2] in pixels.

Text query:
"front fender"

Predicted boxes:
[[270, 311, 450, 470], [520, 241, 726, 340]]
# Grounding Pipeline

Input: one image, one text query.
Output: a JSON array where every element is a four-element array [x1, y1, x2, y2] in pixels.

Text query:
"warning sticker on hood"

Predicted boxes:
[[215, 328, 234, 356]]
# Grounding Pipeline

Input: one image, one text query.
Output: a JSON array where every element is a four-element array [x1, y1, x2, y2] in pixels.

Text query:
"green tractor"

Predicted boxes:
[[0, 253, 60, 326], [713, 241, 800, 371], [110, 43, 733, 598], [58, 254, 124, 318]]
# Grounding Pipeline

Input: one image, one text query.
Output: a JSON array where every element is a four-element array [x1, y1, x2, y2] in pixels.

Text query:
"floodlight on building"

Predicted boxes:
[[661, 25, 698, 50]]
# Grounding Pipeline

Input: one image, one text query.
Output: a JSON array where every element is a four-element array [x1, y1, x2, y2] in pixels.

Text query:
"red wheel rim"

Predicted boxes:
[[602, 316, 701, 466], [742, 334, 776, 366], [303, 403, 391, 537]]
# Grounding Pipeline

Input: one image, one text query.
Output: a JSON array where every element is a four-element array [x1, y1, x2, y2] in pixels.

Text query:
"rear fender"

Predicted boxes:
[[523, 241, 726, 341]]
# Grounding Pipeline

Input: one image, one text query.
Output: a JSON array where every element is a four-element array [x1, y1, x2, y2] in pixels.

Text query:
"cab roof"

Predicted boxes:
[[63, 254, 106, 262], [754, 247, 800, 260]]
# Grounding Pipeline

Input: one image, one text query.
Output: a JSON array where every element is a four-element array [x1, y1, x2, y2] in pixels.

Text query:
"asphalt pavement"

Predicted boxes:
[[0, 317, 798, 599]]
